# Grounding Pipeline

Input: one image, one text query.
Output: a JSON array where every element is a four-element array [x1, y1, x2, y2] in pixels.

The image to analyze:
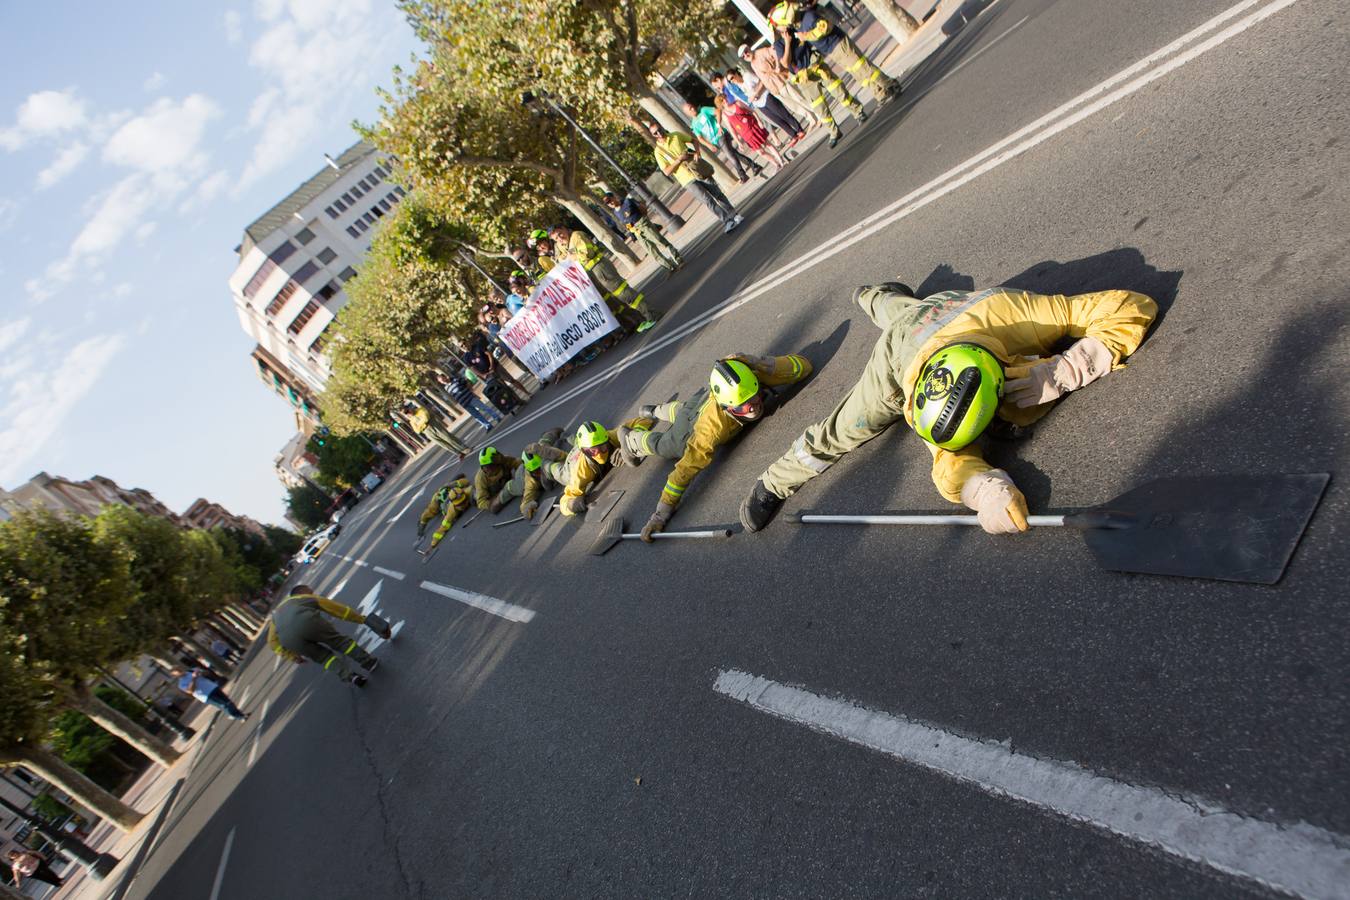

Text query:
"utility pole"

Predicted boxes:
[[523, 90, 685, 229]]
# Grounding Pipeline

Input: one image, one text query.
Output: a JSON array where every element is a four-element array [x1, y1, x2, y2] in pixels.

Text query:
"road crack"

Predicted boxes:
[[351, 695, 425, 899]]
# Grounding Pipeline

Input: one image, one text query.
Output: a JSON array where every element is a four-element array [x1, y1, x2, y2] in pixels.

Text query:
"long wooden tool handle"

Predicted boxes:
[[795, 514, 1067, 527], [621, 529, 734, 539]]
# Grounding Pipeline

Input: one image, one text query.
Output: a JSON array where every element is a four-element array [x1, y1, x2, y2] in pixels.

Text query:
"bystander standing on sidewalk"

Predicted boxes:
[[9, 849, 64, 891], [602, 192, 682, 271], [716, 94, 788, 170], [682, 100, 763, 184], [721, 67, 805, 147], [648, 120, 743, 234], [169, 667, 249, 721], [437, 371, 503, 431], [210, 638, 242, 665], [404, 400, 470, 455], [506, 271, 532, 313], [739, 42, 820, 129]]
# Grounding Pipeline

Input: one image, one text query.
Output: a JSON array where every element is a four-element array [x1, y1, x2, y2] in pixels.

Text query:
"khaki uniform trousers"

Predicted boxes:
[[825, 34, 898, 102], [631, 220, 682, 271], [791, 60, 863, 135], [588, 257, 654, 326], [622, 391, 705, 461]]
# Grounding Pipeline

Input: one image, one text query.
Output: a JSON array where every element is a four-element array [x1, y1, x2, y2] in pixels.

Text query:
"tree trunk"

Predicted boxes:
[[557, 198, 642, 268], [860, 0, 919, 43], [175, 635, 229, 674], [228, 602, 264, 632], [0, 746, 144, 832], [69, 685, 181, 769]]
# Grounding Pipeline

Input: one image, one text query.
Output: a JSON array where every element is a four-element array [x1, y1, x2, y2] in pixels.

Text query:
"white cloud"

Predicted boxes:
[[0, 197, 18, 232], [103, 95, 221, 174], [0, 332, 125, 485], [143, 72, 167, 92], [224, 9, 243, 43], [179, 169, 232, 214], [134, 221, 158, 244], [36, 142, 89, 189], [0, 317, 31, 354], [235, 0, 391, 191], [112, 283, 134, 298], [0, 89, 88, 151]]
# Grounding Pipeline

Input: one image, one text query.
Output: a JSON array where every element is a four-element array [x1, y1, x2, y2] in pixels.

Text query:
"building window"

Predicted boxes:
[[370, 206, 384, 219], [324, 205, 339, 219], [340, 192, 354, 205], [358, 177, 372, 190], [316, 281, 339, 301], [333, 197, 348, 212], [265, 279, 299, 316], [317, 246, 337, 265], [368, 168, 383, 183], [294, 226, 316, 245], [287, 299, 321, 334], [338, 266, 357, 282], [345, 225, 360, 238], [378, 198, 392, 212], [292, 260, 320, 285], [393, 185, 406, 197], [362, 212, 376, 225], [242, 240, 296, 299], [309, 325, 331, 354], [354, 219, 369, 233]]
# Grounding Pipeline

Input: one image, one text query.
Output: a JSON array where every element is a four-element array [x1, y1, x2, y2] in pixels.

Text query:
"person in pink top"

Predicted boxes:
[[716, 95, 786, 170], [738, 42, 820, 128]]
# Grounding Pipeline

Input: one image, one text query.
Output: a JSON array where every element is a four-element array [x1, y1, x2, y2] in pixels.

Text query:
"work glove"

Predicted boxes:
[[490, 496, 507, 514], [563, 495, 589, 516], [960, 469, 1029, 535], [641, 500, 677, 543], [522, 500, 539, 520], [364, 613, 393, 640], [1004, 337, 1113, 408]]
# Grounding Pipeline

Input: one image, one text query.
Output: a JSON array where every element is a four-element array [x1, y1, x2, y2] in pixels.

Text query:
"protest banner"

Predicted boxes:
[[497, 261, 620, 379]]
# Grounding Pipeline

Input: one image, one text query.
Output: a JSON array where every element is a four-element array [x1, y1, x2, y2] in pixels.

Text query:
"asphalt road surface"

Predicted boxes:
[[125, 0, 1349, 896]]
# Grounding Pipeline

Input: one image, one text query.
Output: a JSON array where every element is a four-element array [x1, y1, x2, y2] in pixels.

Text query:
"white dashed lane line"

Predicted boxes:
[[419, 580, 536, 624], [714, 669, 1350, 900]]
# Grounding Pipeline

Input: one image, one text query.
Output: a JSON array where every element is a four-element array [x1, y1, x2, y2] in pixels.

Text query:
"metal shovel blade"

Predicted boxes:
[[586, 490, 625, 526], [1070, 472, 1328, 585], [588, 517, 625, 556], [531, 500, 557, 528]]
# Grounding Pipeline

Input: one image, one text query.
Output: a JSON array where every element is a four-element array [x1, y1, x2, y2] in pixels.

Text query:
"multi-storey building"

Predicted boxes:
[[0, 472, 183, 524], [180, 499, 267, 537], [229, 140, 405, 396], [274, 431, 321, 490]]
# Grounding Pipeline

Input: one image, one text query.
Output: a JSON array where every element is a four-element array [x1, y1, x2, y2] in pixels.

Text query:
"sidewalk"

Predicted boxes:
[[47, 698, 231, 900]]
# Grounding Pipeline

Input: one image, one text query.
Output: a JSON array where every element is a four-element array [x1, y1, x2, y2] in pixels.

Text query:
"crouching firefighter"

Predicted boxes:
[[268, 585, 392, 687]]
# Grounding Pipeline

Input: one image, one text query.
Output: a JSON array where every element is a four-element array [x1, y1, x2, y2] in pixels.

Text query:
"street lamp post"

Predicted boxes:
[[456, 249, 507, 295], [522, 90, 685, 229], [0, 795, 119, 881]]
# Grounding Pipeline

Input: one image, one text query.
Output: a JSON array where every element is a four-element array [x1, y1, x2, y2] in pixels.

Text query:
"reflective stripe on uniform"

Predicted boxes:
[[792, 435, 832, 474], [663, 480, 686, 498], [323, 656, 336, 670], [626, 292, 646, 309], [640, 431, 656, 455], [345, 640, 358, 655]]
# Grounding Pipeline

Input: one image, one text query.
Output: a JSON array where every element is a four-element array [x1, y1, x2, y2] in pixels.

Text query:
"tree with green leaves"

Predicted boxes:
[[367, 56, 640, 265], [0, 635, 145, 832], [285, 483, 333, 531], [306, 432, 376, 490]]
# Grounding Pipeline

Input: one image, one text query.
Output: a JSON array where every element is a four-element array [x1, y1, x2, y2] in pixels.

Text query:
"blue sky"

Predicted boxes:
[[0, 1, 422, 526]]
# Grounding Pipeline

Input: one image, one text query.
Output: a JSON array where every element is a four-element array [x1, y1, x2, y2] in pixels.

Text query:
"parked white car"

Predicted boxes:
[[297, 524, 339, 564]]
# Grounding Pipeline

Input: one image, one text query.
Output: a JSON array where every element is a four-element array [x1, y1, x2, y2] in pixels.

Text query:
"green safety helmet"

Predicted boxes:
[[710, 359, 761, 408], [522, 450, 543, 472], [576, 421, 609, 448], [528, 228, 548, 242], [911, 343, 1004, 450], [479, 446, 500, 467], [767, 1, 797, 28]]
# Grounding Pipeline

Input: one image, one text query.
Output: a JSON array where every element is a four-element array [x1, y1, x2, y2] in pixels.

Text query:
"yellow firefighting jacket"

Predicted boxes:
[[474, 456, 521, 509], [268, 594, 366, 663], [661, 353, 813, 507]]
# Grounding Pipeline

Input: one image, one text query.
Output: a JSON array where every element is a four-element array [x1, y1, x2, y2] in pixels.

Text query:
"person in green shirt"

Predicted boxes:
[[682, 100, 761, 183], [647, 120, 742, 233]]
